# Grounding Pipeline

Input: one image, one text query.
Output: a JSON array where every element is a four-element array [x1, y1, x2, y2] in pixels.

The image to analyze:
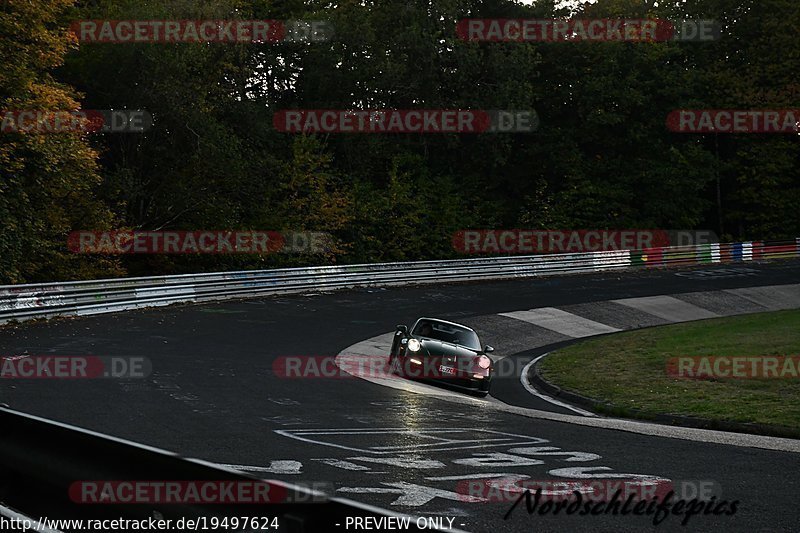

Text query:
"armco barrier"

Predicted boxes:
[[0, 407, 453, 532], [0, 239, 797, 325]]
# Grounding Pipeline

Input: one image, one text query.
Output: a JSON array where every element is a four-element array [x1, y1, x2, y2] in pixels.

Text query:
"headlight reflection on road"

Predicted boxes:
[[398, 393, 426, 430]]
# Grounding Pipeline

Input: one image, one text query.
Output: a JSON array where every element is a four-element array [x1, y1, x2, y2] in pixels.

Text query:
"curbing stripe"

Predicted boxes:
[[499, 307, 621, 338], [611, 295, 719, 323]]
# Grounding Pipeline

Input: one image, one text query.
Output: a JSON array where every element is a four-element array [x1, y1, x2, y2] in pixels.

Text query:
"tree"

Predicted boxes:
[[0, 0, 117, 283]]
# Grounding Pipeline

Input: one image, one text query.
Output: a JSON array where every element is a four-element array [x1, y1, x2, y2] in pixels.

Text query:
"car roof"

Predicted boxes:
[[413, 317, 477, 333]]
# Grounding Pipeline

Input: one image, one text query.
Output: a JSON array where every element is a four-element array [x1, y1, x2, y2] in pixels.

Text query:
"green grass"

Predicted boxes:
[[539, 309, 800, 432]]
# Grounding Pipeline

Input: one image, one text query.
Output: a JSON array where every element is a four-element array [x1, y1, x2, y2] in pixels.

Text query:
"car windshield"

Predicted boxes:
[[412, 320, 482, 351]]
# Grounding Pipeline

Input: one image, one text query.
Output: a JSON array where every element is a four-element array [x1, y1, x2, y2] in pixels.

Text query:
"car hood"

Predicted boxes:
[[418, 338, 479, 358]]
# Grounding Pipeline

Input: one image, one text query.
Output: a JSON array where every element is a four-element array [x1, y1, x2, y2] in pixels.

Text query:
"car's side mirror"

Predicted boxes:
[[484, 345, 495, 353], [396, 325, 408, 334]]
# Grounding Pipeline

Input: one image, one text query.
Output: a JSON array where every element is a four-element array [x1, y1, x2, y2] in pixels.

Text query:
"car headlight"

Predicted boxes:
[[407, 339, 421, 352], [477, 355, 491, 369]]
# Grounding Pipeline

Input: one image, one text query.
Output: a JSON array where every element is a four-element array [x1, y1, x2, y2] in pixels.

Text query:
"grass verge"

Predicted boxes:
[[538, 309, 800, 433]]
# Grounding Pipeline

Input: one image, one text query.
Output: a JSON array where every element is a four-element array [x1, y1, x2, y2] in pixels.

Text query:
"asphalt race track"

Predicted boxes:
[[2, 260, 800, 532]]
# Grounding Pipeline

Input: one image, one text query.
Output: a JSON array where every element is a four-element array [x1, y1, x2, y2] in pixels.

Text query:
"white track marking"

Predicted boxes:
[[347, 457, 446, 469], [312, 458, 371, 471], [424, 473, 513, 481], [337, 335, 800, 452], [507, 446, 601, 462], [335, 283, 800, 453], [275, 428, 548, 455], [216, 460, 302, 474], [451, 453, 543, 468], [612, 295, 719, 322], [547, 466, 666, 482], [520, 355, 597, 416], [337, 482, 486, 506], [724, 284, 800, 310], [499, 307, 621, 337]]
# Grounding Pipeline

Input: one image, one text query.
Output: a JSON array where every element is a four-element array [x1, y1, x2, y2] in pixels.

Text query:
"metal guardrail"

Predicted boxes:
[[0, 407, 454, 533], [0, 239, 797, 325]]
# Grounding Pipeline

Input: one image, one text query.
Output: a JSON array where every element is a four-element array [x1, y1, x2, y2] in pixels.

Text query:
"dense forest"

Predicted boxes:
[[1, 0, 798, 283]]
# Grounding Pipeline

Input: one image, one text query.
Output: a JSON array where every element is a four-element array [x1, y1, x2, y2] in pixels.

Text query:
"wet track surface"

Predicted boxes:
[[2, 261, 800, 532]]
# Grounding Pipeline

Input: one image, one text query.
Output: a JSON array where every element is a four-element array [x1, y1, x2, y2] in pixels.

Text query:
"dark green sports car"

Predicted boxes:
[[388, 317, 494, 397]]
